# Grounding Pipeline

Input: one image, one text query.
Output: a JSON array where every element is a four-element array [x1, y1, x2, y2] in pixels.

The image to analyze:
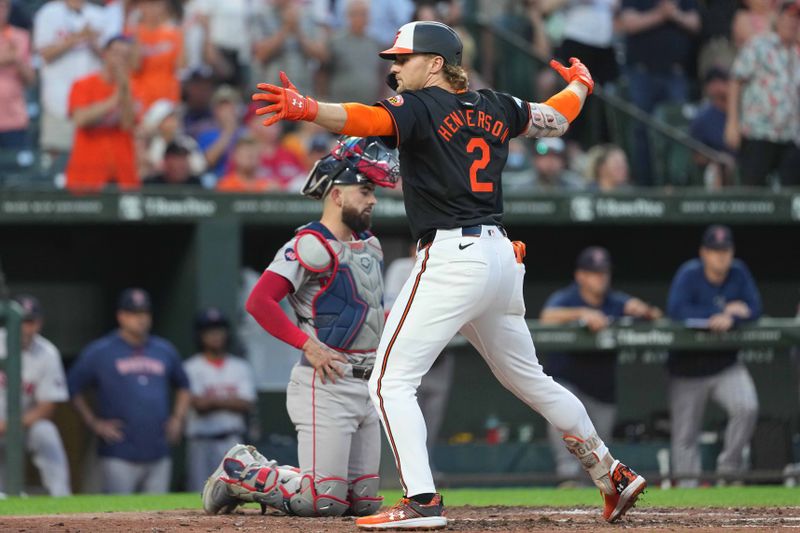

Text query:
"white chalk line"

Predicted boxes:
[[451, 509, 800, 526]]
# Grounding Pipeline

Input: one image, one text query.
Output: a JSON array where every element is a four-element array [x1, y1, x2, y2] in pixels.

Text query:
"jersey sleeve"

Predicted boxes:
[[34, 342, 69, 404], [375, 93, 427, 149], [265, 237, 312, 292], [607, 291, 633, 316], [32, 7, 57, 50], [67, 346, 98, 396], [731, 38, 759, 81], [494, 91, 532, 138], [543, 288, 573, 309]]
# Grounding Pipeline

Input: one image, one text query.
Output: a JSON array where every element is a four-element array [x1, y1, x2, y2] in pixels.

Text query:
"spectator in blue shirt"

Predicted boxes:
[[690, 68, 732, 155], [666, 224, 761, 486], [68, 288, 191, 494], [540, 246, 662, 484], [196, 85, 244, 180], [689, 68, 736, 188]]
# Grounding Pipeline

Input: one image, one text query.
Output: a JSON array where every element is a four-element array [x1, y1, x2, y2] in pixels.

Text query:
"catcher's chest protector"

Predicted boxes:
[[296, 222, 385, 353]]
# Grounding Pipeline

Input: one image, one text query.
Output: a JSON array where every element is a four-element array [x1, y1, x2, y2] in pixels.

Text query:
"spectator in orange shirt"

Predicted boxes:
[[216, 136, 272, 193], [131, 0, 183, 110], [66, 35, 140, 191], [0, 0, 35, 149]]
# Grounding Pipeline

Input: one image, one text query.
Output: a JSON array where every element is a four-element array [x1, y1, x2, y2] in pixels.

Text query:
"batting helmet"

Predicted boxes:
[[301, 136, 400, 200], [379, 21, 463, 66]]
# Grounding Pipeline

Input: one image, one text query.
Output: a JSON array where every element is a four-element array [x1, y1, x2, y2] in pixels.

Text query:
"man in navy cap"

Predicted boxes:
[[68, 287, 191, 493], [0, 294, 71, 495], [182, 307, 256, 492], [667, 224, 762, 486], [540, 247, 662, 484]]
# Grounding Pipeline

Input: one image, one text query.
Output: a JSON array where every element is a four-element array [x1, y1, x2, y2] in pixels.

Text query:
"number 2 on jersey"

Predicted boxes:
[[467, 137, 492, 192]]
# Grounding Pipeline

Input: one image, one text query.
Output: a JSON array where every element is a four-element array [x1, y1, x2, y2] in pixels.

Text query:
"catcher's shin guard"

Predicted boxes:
[[289, 474, 350, 516], [201, 443, 283, 514], [348, 474, 383, 516], [271, 465, 303, 514]]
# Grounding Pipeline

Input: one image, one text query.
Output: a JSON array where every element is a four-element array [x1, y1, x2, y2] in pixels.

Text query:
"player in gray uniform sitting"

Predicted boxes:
[[202, 136, 399, 517]]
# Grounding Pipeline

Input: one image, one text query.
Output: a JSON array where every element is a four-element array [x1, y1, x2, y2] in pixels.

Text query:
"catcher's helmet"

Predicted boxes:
[[380, 21, 462, 66], [301, 136, 400, 200]]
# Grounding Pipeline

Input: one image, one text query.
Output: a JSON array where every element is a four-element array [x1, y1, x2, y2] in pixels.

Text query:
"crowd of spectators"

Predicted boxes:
[[0, 0, 799, 190]]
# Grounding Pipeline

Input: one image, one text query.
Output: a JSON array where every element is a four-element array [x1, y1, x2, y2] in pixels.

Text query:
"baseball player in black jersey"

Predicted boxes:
[[254, 20, 646, 529]]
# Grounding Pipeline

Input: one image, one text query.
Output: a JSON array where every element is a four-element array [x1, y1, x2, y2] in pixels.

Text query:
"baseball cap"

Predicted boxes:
[[12, 294, 42, 321], [102, 33, 134, 50], [143, 99, 177, 131], [195, 307, 230, 331], [701, 224, 734, 250], [211, 85, 241, 106], [118, 288, 152, 312], [380, 21, 463, 66], [164, 139, 192, 157], [184, 65, 215, 82], [703, 67, 729, 84], [534, 137, 566, 157], [576, 246, 612, 272]]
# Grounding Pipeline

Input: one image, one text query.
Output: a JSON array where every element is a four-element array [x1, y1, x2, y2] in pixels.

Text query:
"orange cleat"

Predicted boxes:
[[356, 493, 447, 530], [602, 460, 646, 522]]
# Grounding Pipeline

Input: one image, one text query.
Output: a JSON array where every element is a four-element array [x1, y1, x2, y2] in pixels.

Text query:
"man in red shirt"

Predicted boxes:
[[66, 35, 140, 191]]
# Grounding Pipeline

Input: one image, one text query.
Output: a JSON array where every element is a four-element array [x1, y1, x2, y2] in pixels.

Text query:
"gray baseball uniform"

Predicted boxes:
[[267, 222, 384, 485], [0, 328, 71, 496], [183, 354, 257, 492]]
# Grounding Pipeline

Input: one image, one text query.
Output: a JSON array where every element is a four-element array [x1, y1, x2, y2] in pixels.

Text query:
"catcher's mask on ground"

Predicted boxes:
[[301, 136, 400, 200]]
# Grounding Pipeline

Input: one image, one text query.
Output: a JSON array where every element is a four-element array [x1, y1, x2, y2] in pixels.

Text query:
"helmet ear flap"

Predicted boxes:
[[302, 158, 336, 200]]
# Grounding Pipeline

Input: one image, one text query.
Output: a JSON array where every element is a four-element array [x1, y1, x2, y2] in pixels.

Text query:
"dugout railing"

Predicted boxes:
[[0, 266, 25, 497]]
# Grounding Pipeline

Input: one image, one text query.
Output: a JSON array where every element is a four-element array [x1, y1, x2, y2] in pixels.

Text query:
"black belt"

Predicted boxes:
[[352, 365, 372, 380], [418, 225, 505, 249]]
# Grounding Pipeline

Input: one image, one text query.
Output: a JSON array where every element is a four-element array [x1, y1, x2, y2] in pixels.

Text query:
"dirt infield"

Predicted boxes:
[[3, 506, 800, 532]]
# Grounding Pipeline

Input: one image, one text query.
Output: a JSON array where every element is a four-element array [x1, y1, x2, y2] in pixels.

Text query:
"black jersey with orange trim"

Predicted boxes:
[[377, 86, 531, 240]]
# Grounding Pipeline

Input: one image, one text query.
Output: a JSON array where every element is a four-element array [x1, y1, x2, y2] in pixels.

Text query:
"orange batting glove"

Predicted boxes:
[[252, 71, 319, 127], [549, 57, 594, 95]]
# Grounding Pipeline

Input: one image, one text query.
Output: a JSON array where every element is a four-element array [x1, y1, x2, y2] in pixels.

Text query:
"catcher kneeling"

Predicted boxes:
[[203, 136, 400, 517], [202, 443, 381, 516]]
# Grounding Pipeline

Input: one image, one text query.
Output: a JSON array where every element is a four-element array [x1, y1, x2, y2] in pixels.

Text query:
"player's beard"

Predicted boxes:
[[342, 204, 372, 233]]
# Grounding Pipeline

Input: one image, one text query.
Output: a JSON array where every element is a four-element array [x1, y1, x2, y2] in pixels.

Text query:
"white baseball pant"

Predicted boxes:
[[369, 226, 603, 496], [0, 419, 72, 496]]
